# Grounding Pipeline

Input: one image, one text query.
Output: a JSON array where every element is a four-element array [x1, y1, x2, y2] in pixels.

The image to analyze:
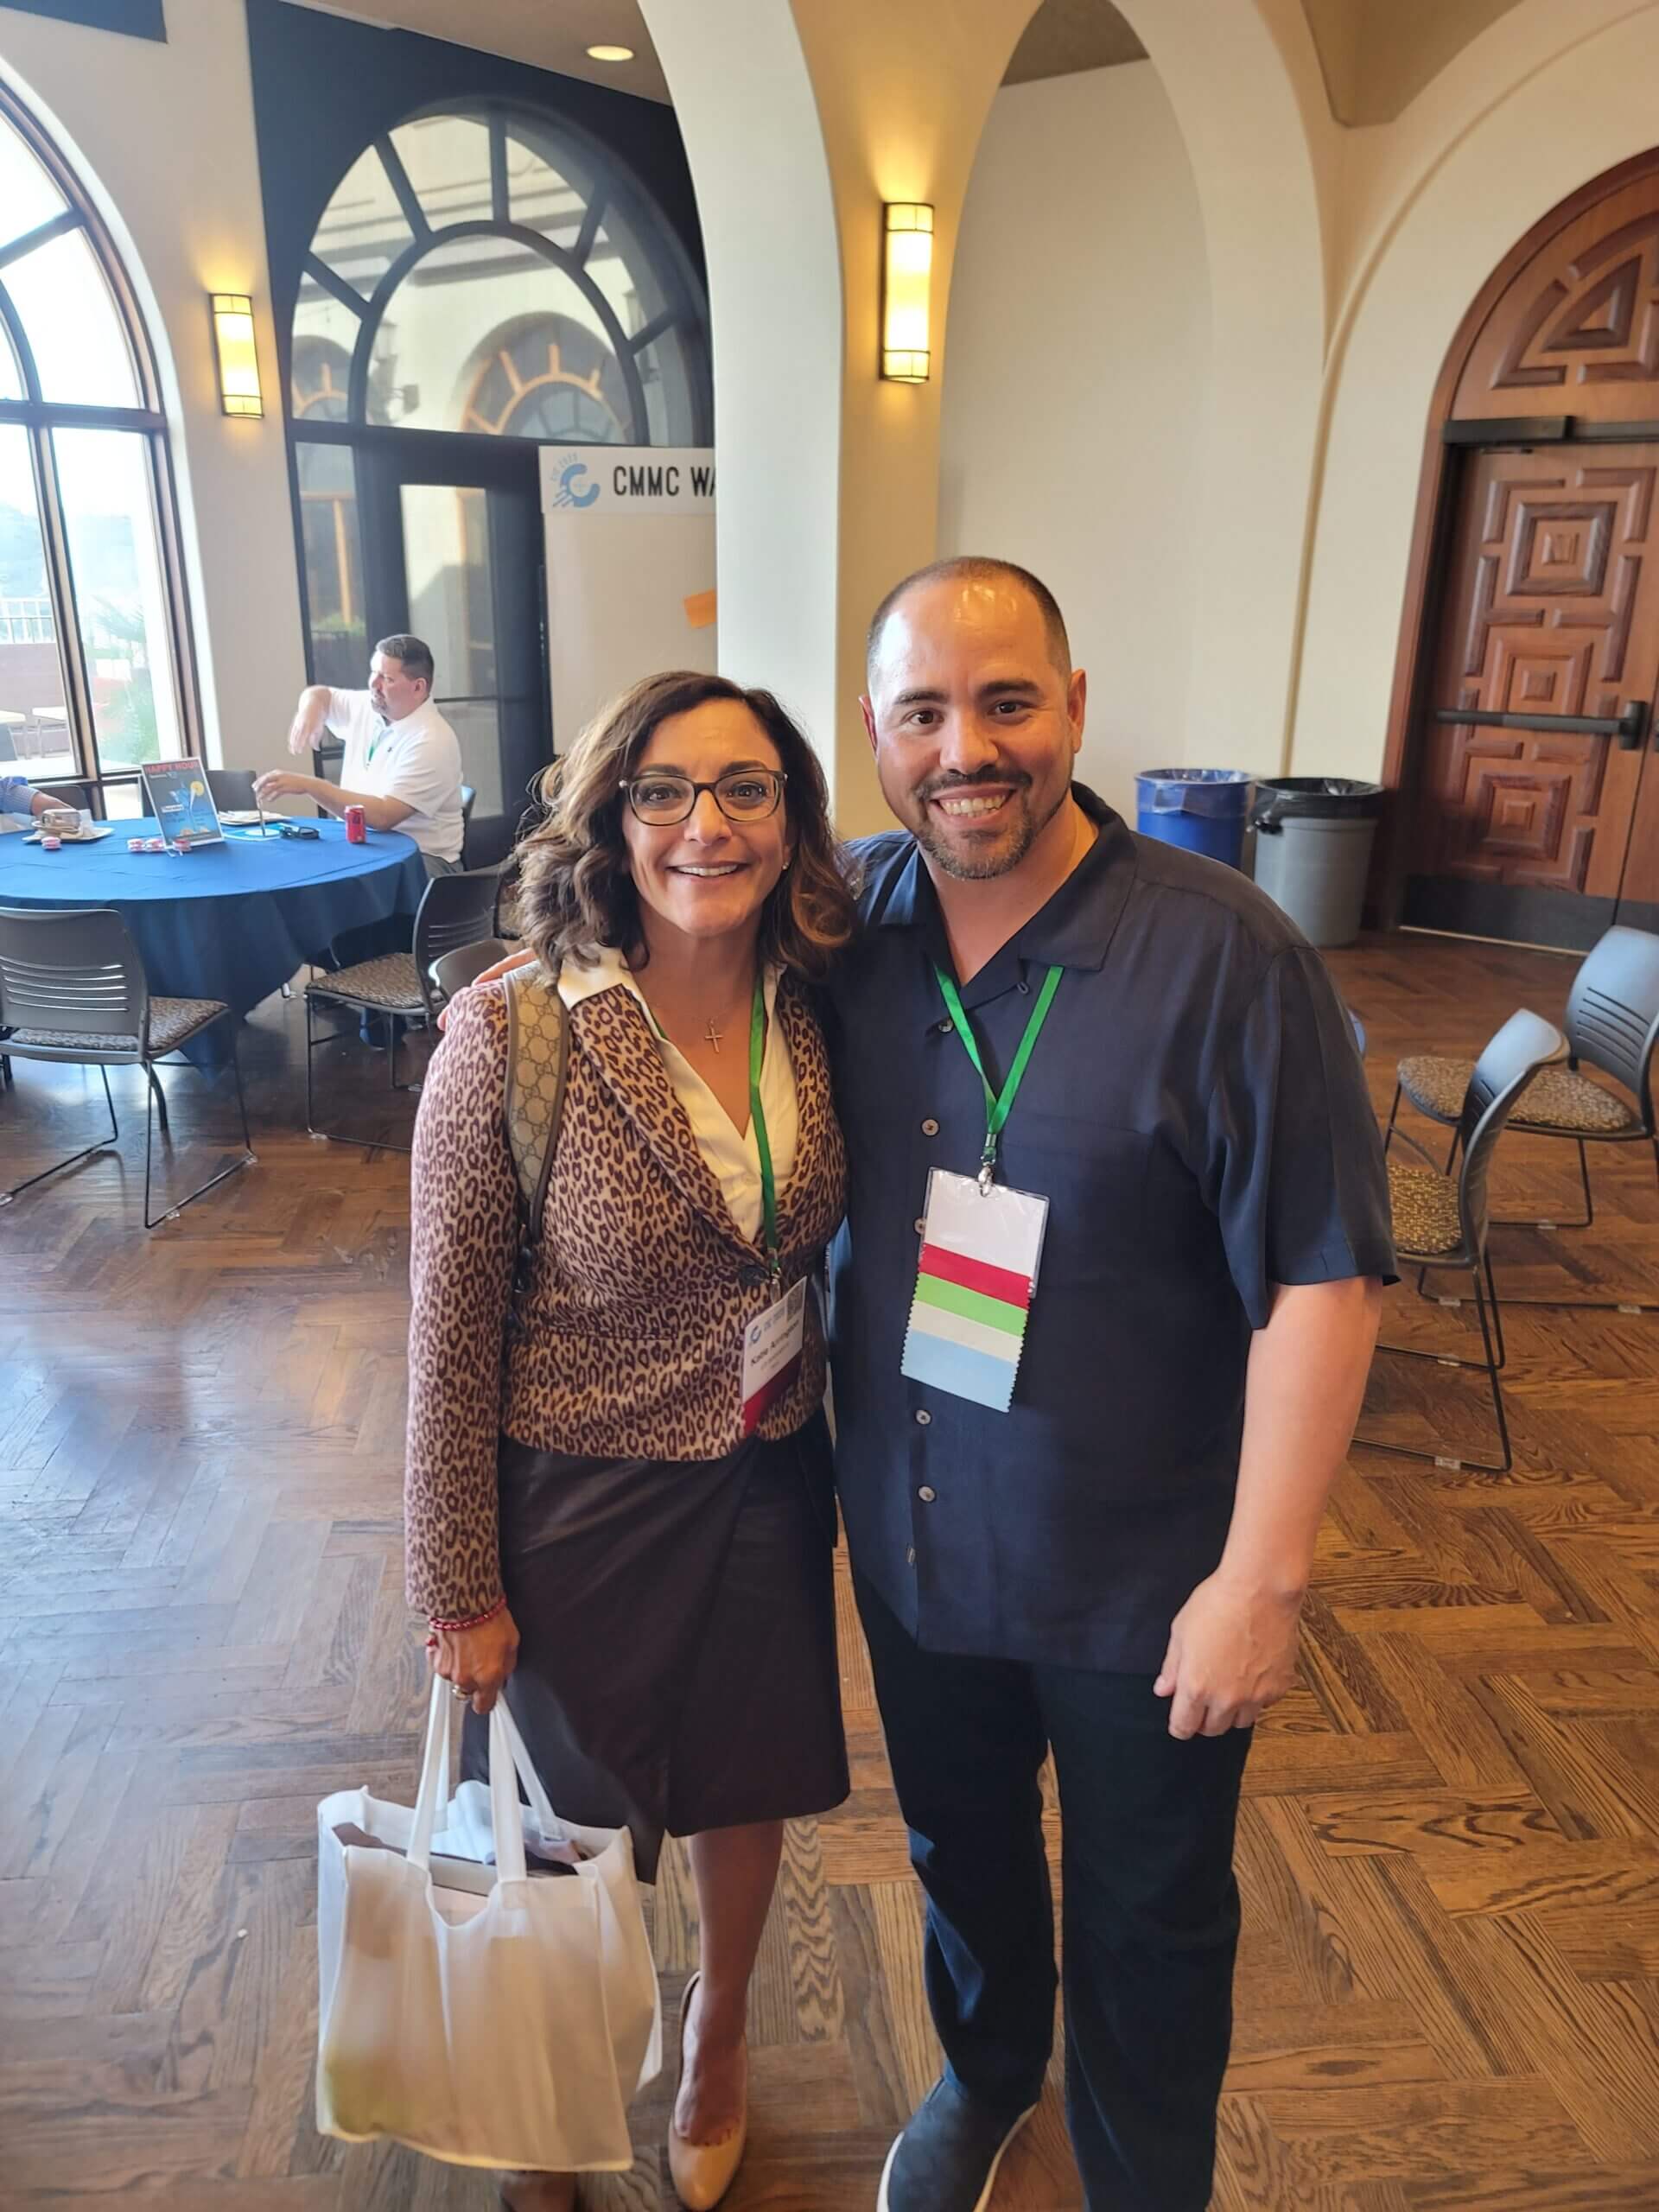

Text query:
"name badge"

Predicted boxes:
[[901, 1169, 1050, 1412], [741, 1276, 807, 1434]]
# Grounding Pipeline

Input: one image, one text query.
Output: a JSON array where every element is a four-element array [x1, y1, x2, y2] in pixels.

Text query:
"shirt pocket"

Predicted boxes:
[[1003, 1114, 1151, 1289]]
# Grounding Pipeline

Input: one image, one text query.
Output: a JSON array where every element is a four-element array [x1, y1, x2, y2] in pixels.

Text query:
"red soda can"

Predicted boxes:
[[344, 805, 366, 844]]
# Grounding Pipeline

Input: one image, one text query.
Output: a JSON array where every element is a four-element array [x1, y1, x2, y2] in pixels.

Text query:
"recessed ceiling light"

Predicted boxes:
[[587, 44, 635, 62]]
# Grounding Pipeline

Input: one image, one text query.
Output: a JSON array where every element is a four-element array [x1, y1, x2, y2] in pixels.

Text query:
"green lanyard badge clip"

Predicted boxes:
[[933, 963, 1064, 1194]]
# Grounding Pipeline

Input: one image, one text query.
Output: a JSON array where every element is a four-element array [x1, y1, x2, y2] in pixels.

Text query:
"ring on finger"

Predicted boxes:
[[451, 1683, 473, 1701]]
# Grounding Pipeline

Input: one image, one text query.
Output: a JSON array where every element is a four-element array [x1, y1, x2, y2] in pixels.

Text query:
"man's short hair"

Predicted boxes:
[[375, 633, 435, 690], [866, 557, 1071, 679]]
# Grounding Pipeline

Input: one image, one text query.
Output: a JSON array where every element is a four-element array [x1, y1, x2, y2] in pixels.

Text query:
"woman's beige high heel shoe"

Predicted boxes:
[[497, 2171, 576, 2212], [668, 1970, 748, 2210]]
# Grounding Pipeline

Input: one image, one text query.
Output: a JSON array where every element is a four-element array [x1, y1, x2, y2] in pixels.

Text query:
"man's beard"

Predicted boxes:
[[910, 773, 1066, 880]]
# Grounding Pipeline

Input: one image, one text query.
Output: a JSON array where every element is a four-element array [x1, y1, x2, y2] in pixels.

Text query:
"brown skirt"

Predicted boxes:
[[461, 1410, 847, 1880]]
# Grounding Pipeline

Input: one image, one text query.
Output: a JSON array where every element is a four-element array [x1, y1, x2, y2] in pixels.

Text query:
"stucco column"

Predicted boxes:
[[1116, 0, 1335, 775], [642, 0, 1038, 833]]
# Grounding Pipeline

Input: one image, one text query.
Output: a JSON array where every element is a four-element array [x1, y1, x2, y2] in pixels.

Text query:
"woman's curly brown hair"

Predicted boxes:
[[516, 671, 857, 979]]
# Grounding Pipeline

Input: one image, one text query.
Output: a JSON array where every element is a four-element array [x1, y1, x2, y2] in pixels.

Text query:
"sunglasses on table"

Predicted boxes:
[[621, 769, 787, 826]]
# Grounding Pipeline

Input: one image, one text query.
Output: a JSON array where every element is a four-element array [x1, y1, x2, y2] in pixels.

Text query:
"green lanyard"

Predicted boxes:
[[749, 975, 779, 1276], [644, 972, 779, 1276], [934, 963, 1065, 1192]]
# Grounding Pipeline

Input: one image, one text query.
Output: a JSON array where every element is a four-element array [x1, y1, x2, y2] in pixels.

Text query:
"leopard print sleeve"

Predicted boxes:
[[404, 984, 518, 1621]]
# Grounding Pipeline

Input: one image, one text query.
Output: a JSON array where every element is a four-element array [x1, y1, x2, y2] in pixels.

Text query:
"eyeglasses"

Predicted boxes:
[[622, 768, 787, 826]]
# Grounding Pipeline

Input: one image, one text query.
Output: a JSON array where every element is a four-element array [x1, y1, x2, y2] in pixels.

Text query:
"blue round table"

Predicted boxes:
[[0, 816, 428, 1064]]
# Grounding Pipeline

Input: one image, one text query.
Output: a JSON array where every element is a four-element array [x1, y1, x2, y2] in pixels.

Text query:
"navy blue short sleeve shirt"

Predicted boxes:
[[823, 786, 1395, 1675]]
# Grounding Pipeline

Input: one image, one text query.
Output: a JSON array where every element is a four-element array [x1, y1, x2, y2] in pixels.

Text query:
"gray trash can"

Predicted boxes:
[[1249, 778, 1383, 947]]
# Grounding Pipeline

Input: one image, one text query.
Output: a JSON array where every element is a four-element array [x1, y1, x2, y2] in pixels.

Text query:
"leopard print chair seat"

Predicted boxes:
[[10, 995, 227, 1058], [1396, 1053, 1637, 1135], [1385, 1160, 1464, 1258], [302, 952, 424, 1017]]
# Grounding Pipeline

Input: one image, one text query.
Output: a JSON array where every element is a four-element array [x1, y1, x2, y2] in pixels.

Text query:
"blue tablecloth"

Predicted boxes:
[[0, 816, 427, 1064]]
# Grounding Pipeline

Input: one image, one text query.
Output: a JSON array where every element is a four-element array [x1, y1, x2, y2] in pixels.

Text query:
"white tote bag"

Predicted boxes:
[[315, 1677, 662, 2171]]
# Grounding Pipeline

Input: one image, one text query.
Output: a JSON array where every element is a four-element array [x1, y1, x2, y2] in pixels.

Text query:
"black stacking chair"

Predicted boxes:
[[1386, 926, 1659, 1311], [303, 866, 503, 1147], [428, 937, 514, 1009], [0, 905, 255, 1228], [1358, 1009, 1566, 1474]]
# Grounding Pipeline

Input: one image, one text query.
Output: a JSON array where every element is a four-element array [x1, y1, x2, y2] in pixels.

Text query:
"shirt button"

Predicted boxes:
[[918, 1485, 937, 1503], [906, 1546, 916, 1566], [921, 1117, 940, 1136], [913, 1217, 926, 1236], [914, 1408, 931, 1426], [938, 1019, 953, 1033], [1018, 977, 1031, 995]]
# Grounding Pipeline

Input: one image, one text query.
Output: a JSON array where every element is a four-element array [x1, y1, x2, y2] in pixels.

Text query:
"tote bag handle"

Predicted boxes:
[[406, 1676, 568, 1883]]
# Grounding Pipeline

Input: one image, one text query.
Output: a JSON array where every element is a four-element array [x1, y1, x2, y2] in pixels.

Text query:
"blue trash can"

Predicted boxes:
[[1135, 768, 1255, 869]]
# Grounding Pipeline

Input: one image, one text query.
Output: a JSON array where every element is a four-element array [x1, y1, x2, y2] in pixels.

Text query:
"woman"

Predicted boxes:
[[405, 671, 856, 2212]]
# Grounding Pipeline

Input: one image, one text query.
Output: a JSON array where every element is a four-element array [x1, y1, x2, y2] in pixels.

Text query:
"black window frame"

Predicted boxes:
[[0, 81, 201, 815]]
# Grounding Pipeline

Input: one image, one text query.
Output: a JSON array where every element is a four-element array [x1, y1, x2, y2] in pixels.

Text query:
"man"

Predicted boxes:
[[255, 633, 464, 875], [827, 558, 1393, 2212], [447, 559, 1393, 2210], [0, 775, 51, 826]]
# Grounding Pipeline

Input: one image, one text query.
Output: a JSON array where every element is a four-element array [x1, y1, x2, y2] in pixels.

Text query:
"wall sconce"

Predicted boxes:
[[881, 204, 933, 382], [210, 293, 263, 418]]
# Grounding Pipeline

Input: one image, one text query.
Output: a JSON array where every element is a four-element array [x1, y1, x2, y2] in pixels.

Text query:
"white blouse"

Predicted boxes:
[[557, 948, 799, 1245]]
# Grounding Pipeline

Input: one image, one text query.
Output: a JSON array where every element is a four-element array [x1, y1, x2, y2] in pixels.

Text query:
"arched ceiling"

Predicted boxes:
[[288, 0, 1535, 124]]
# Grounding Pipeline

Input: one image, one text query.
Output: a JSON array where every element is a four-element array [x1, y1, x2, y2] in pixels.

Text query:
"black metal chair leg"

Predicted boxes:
[[142, 1033, 257, 1229], [147, 1065, 169, 1137], [1384, 1084, 1402, 1155], [1, 1061, 120, 1206], [1484, 1247, 1508, 1371], [1470, 1259, 1513, 1475], [304, 994, 412, 1154], [143, 1066, 156, 1227]]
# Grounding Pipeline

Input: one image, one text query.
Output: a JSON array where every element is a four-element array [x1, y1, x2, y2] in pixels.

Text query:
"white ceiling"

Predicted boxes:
[[289, 0, 672, 105], [289, 0, 1147, 107]]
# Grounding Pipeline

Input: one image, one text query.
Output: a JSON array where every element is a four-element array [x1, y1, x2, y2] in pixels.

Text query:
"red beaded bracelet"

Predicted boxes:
[[426, 1594, 507, 1635]]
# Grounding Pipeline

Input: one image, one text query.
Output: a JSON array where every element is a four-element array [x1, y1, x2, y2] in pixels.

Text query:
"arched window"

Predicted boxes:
[[287, 101, 709, 699], [0, 84, 194, 807], [292, 105, 709, 444]]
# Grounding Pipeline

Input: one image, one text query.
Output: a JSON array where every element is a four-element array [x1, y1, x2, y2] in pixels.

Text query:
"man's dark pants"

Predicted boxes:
[[855, 1573, 1252, 2212]]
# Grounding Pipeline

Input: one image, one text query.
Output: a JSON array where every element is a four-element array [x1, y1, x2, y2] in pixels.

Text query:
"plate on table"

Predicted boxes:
[[219, 810, 267, 827], [25, 823, 113, 843]]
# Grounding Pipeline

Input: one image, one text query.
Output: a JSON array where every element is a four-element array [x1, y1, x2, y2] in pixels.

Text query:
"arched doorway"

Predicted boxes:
[[288, 98, 710, 861], [1388, 152, 1659, 948]]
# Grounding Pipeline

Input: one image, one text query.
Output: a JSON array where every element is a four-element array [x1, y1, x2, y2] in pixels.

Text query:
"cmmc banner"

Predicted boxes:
[[540, 446, 715, 517], [541, 446, 717, 744]]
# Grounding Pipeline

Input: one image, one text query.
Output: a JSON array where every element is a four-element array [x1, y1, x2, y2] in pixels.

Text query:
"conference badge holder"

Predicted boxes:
[[740, 1275, 807, 1435], [902, 1169, 1049, 1412], [899, 959, 1063, 1413]]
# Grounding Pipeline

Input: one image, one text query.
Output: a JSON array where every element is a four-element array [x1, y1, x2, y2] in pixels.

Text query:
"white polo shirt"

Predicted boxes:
[[323, 690, 464, 865]]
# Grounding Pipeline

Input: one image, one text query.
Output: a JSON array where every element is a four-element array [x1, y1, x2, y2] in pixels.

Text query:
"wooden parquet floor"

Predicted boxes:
[[3, 931, 1658, 2209]]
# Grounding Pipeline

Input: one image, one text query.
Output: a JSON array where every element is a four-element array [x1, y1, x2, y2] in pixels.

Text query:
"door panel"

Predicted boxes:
[[359, 433, 548, 868], [1406, 442, 1659, 947]]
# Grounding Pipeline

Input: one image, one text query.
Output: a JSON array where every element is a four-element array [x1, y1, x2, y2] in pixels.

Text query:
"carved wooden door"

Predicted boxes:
[[1405, 443, 1659, 947]]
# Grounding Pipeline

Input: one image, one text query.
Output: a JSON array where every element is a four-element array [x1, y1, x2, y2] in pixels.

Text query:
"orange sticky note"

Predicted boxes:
[[683, 589, 717, 631]]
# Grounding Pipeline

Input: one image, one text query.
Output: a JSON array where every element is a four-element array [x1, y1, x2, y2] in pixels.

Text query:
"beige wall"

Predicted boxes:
[[939, 64, 1210, 817], [940, 0, 1659, 811], [0, 0, 305, 774], [1294, 0, 1659, 783]]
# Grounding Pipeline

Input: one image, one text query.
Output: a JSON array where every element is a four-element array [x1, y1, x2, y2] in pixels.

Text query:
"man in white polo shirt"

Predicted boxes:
[[255, 633, 464, 876]]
